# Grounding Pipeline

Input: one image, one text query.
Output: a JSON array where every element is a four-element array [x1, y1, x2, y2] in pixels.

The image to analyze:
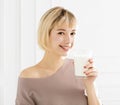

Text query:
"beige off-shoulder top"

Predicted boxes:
[[15, 59, 88, 105]]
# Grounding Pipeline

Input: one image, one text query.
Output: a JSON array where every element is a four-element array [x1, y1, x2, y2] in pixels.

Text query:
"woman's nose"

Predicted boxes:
[[64, 34, 73, 43]]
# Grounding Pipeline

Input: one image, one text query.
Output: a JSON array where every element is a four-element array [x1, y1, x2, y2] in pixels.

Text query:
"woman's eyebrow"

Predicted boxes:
[[56, 29, 66, 31], [56, 29, 76, 31]]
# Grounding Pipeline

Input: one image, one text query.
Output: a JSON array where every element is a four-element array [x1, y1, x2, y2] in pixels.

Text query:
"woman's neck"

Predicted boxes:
[[38, 52, 66, 71]]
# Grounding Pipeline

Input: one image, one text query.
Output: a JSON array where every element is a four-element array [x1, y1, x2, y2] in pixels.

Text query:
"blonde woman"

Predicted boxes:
[[16, 6, 101, 105]]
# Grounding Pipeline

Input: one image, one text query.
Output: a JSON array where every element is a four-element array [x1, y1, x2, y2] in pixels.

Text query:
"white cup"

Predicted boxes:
[[74, 49, 93, 77]]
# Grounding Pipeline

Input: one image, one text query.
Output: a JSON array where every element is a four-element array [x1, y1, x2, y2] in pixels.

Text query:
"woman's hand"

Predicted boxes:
[[83, 58, 98, 87]]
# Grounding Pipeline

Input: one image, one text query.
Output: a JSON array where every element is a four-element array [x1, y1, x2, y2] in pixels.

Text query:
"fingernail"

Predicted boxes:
[[89, 60, 93, 63]]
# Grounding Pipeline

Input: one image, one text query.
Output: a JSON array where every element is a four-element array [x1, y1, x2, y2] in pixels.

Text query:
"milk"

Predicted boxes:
[[74, 50, 93, 77]]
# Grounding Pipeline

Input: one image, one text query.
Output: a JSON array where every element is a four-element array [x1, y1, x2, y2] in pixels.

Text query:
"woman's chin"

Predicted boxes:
[[60, 52, 69, 57]]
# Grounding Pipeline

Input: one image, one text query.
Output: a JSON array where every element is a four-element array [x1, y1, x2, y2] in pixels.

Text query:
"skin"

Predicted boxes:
[[20, 23, 100, 105]]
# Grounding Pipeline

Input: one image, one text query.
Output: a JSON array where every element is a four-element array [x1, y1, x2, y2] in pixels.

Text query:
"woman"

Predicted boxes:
[[16, 6, 101, 105]]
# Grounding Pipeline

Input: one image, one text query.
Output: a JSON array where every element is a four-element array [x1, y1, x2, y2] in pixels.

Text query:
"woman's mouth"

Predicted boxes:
[[59, 45, 71, 51]]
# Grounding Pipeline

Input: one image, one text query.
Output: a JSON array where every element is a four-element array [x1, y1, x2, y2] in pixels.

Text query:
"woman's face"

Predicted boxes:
[[48, 23, 76, 56]]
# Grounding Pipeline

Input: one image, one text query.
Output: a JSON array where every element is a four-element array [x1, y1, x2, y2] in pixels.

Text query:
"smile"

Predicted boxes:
[[59, 45, 71, 51]]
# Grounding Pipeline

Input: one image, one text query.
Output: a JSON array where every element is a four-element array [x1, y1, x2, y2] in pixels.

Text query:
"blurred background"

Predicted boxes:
[[0, 0, 120, 105]]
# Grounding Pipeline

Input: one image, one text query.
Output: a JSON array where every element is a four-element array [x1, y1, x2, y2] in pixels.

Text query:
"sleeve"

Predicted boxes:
[[15, 78, 35, 105]]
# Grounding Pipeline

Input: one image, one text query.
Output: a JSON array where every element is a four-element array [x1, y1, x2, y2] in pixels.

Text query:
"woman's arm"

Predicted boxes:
[[85, 84, 101, 105], [15, 77, 35, 105], [83, 59, 101, 105]]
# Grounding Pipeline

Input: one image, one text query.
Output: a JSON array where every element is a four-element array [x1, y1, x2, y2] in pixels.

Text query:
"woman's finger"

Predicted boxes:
[[84, 58, 94, 68], [85, 69, 98, 76], [85, 71, 98, 77], [88, 58, 93, 63], [84, 67, 97, 74], [84, 63, 93, 69]]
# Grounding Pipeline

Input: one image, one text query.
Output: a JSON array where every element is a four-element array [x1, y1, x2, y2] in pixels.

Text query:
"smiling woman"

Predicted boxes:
[[37, 6, 76, 51], [15, 6, 101, 105], [48, 24, 76, 56]]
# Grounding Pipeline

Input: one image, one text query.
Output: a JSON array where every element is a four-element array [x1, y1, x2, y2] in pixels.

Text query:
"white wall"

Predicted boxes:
[[0, 0, 4, 104], [1, 0, 20, 105], [0, 0, 120, 105]]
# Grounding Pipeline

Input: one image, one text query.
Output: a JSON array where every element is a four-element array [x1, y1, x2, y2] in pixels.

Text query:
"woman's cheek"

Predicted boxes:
[[55, 37, 63, 43]]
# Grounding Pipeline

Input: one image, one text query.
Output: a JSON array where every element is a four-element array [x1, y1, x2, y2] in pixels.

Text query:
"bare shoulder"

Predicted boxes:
[[20, 65, 43, 78], [19, 62, 60, 78]]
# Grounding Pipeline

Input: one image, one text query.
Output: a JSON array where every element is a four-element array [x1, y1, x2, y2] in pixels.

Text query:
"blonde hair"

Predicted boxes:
[[37, 6, 76, 50]]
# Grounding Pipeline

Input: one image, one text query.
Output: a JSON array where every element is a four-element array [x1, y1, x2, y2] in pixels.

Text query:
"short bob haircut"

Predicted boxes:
[[37, 6, 76, 51]]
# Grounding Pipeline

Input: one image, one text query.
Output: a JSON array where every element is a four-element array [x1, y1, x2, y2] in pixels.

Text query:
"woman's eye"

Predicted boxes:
[[58, 32, 64, 35], [71, 32, 76, 36]]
